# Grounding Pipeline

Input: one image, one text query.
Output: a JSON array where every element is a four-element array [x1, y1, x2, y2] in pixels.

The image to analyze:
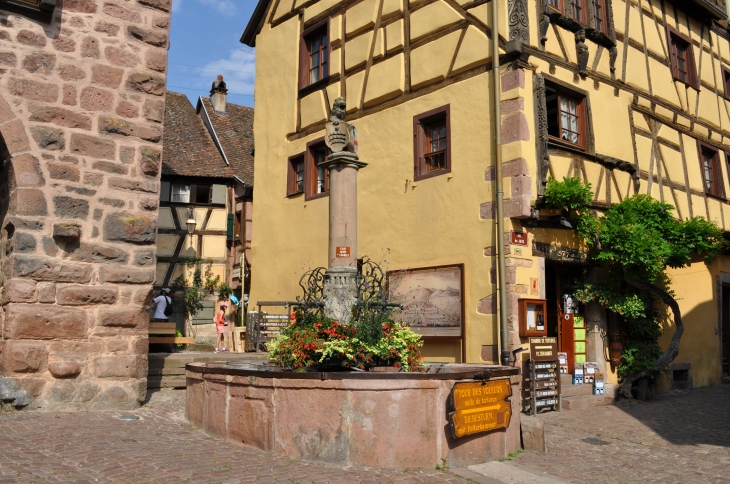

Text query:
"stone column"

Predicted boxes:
[[319, 152, 366, 322]]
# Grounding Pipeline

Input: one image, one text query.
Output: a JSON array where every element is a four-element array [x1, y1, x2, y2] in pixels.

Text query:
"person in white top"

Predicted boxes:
[[153, 288, 172, 321]]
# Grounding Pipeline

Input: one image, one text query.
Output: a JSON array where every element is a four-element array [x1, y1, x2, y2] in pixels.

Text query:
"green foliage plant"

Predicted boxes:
[[544, 176, 599, 240], [218, 283, 233, 302], [545, 178, 727, 397], [268, 311, 425, 372]]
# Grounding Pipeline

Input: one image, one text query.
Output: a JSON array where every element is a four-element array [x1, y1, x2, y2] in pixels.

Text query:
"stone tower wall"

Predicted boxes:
[[0, 0, 171, 410]]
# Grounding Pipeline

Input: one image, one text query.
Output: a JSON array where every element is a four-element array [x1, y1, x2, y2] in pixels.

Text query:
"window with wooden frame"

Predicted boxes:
[[568, 0, 586, 23], [413, 105, 451, 181], [305, 140, 329, 200], [722, 66, 730, 100], [592, 0, 607, 34], [667, 26, 698, 89], [546, 0, 562, 11], [698, 142, 726, 199], [286, 154, 305, 196], [299, 20, 329, 91], [545, 85, 587, 150]]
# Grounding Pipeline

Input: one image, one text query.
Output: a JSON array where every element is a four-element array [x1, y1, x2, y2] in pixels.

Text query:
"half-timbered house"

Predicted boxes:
[[241, 0, 730, 394], [157, 87, 254, 346]]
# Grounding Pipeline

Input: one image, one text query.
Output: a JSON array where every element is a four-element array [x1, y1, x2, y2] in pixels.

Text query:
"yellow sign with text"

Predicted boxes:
[[449, 380, 512, 438]]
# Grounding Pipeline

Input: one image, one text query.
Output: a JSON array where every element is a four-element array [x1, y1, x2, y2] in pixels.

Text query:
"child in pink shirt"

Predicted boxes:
[[214, 302, 228, 353]]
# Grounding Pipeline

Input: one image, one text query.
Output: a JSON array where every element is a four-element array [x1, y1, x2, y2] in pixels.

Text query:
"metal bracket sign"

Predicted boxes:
[[448, 379, 512, 439]]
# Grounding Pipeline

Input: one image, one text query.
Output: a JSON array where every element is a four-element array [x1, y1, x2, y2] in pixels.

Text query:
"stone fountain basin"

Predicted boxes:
[[186, 361, 521, 468]]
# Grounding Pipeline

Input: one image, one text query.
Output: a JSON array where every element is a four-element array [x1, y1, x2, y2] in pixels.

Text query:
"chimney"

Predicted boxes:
[[210, 74, 228, 115]]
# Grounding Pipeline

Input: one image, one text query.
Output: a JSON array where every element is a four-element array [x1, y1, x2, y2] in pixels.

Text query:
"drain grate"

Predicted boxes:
[[582, 437, 610, 446], [118, 415, 140, 421]]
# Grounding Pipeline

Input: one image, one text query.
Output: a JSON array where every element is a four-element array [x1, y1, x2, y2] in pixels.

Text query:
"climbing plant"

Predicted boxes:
[[545, 178, 727, 397], [170, 258, 221, 320]]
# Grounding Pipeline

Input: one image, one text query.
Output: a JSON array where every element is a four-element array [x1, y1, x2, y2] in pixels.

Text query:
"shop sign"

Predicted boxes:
[[529, 337, 558, 361], [532, 242, 589, 263], [448, 380, 512, 439]]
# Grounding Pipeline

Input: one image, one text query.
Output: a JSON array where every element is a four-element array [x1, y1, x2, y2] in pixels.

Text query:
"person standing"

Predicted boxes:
[[153, 288, 173, 322], [214, 302, 229, 353]]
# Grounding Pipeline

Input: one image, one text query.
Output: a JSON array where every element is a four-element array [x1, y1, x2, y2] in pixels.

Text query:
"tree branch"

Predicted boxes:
[[618, 267, 683, 398]]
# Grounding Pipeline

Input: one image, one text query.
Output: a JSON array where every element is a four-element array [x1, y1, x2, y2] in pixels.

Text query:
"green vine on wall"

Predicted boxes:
[[544, 177, 726, 397]]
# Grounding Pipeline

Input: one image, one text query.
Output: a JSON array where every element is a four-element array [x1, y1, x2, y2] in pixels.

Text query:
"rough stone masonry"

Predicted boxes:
[[0, 0, 172, 411]]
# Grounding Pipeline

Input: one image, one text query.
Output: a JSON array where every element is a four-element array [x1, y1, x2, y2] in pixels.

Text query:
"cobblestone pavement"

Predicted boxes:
[[514, 384, 730, 484], [3, 385, 729, 483], [0, 388, 468, 484]]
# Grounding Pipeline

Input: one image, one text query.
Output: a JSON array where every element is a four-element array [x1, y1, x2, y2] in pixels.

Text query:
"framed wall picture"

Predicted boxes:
[[387, 264, 464, 337]]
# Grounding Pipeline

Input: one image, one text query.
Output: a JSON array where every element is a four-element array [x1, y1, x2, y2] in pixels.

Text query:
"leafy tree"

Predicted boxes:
[[545, 178, 727, 397]]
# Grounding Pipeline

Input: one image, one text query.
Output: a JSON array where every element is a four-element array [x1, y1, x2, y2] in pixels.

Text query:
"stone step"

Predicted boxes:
[[147, 376, 186, 389], [147, 367, 186, 376], [561, 394, 614, 411], [148, 352, 267, 369], [560, 383, 594, 397]]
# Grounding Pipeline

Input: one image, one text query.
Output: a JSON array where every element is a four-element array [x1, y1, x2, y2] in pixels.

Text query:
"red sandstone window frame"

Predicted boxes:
[[305, 138, 329, 201], [413, 105, 451, 182], [667, 26, 699, 90], [299, 19, 330, 92], [545, 84, 588, 151], [697, 141, 726, 199], [287, 154, 305, 197]]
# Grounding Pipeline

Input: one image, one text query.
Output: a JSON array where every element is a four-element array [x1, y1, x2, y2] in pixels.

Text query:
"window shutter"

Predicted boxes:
[[211, 184, 226, 205], [226, 213, 235, 241], [287, 159, 295, 196], [715, 154, 726, 199], [160, 181, 170, 202], [299, 33, 308, 90]]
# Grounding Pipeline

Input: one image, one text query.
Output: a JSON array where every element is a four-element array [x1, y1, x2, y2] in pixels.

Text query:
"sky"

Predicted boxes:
[[167, 0, 258, 108]]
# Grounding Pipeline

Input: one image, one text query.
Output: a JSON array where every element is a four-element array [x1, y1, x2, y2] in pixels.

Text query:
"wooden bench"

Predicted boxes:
[[149, 322, 195, 345]]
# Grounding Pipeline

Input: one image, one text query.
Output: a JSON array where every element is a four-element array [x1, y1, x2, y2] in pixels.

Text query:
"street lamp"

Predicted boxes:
[[186, 210, 196, 250], [186, 210, 196, 235]]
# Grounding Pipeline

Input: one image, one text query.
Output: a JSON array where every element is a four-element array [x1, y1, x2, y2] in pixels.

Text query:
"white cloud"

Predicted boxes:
[[196, 0, 236, 15], [196, 49, 256, 99]]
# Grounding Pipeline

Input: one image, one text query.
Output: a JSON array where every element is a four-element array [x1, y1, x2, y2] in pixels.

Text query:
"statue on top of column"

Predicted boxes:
[[325, 97, 358, 156]]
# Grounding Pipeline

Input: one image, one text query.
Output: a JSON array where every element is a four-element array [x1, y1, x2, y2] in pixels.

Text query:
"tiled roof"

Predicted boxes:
[[162, 91, 232, 178], [199, 97, 255, 186]]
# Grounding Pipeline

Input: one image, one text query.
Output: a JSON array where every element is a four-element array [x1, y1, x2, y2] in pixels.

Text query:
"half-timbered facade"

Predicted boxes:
[[242, 0, 730, 391], [158, 90, 253, 345]]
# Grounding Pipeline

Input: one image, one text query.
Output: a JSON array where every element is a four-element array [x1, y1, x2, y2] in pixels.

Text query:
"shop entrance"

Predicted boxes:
[[545, 262, 586, 372]]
